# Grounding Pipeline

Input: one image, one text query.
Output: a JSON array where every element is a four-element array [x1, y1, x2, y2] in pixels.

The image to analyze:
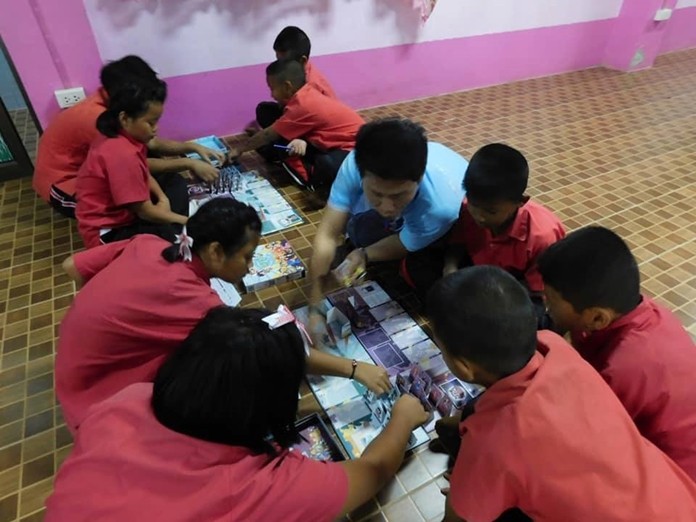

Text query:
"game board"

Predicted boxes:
[[188, 168, 304, 236], [294, 280, 483, 458], [290, 414, 345, 462]]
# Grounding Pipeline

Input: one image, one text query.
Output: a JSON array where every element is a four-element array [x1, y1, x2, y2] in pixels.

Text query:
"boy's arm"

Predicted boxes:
[[443, 243, 468, 276], [227, 127, 281, 160], [148, 137, 226, 164], [339, 395, 429, 515], [147, 157, 219, 183], [305, 348, 391, 394]]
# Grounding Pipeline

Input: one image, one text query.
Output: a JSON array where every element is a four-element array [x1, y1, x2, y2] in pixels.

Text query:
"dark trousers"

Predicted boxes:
[[102, 172, 188, 245], [49, 185, 77, 219], [256, 101, 348, 193], [436, 396, 532, 522], [402, 249, 553, 329]]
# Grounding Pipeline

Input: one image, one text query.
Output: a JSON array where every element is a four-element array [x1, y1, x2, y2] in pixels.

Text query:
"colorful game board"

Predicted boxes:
[[188, 168, 303, 236], [294, 281, 483, 458], [242, 240, 306, 292], [290, 414, 345, 462]]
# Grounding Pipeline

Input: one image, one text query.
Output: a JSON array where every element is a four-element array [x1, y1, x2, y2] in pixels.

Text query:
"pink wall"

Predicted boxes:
[[660, 7, 696, 53], [164, 18, 614, 140], [0, 0, 101, 132], [1, 1, 694, 141]]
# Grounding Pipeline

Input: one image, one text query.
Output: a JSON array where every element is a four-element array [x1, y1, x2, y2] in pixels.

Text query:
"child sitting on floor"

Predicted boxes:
[[230, 59, 363, 194], [59, 198, 390, 432], [405, 143, 564, 326], [428, 266, 696, 522], [47, 306, 429, 522], [76, 79, 188, 248], [538, 225, 696, 481]]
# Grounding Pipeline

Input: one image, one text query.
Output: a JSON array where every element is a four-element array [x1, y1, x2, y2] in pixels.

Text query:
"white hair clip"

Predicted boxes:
[[263, 305, 313, 354], [175, 226, 194, 262]]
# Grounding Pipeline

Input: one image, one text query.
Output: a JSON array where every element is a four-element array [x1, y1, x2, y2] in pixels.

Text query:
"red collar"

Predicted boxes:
[[573, 296, 649, 352], [188, 254, 212, 285]]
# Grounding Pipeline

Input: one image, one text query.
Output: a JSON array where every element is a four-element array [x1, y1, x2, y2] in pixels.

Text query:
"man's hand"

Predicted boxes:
[[354, 362, 391, 394], [288, 139, 308, 157], [334, 248, 367, 287], [192, 143, 226, 165], [188, 159, 220, 183], [392, 395, 430, 430]]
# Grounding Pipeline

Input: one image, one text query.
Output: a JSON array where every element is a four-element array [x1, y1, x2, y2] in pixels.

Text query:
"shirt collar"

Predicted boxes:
[[118, 130, 148, 151], [573, 295, 649, 353], [189, 254, 212, 285]]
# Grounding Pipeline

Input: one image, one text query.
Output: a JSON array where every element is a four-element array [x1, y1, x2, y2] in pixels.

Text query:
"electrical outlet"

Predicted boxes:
[[55, 87, 86, 109]]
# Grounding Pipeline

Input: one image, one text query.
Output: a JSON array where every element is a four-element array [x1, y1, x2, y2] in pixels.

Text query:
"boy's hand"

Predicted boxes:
[[392, 395, 430, 430], [288, 139, 307, 157], [244, 121, 260, 136], [188, 159, 219, 183], [227, 147, 242, 162], [354, 363, 391, 395], [192, 144, 226, 165]]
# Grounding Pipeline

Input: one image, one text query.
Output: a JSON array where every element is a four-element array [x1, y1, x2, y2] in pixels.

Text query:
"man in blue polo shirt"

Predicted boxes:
[[308, 118, 467, 336]]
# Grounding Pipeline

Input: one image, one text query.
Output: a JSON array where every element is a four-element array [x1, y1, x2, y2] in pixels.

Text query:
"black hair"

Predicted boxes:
[[273, 26, 311, 60], [161, 198, 262, 262], [266, 59, 306, 88], [354, 118, 428, 182], [463, 143, 529, 202], [427, 266, 537, 377], [537, 226, 641, 314], [96, 79, 167, 138], [99, 55, 158, 97], [152, 306, 307, 453]]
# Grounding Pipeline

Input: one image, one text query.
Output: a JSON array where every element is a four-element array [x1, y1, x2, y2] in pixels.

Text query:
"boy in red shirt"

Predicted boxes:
[[34, 55, 223, 218], [231, 59, 363, 194], [538, 226, 696, 481], [428, 266, 696, 522], [405, 143, 564, 327]]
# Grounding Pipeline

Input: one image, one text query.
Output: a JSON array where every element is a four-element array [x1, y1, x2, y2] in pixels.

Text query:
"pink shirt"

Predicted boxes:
[[56, 235, 223, 431], [572, 296, 696, 481], [449, 200, 565, 292], [450, 330, 696, 522], [46, 383, 349, 522]]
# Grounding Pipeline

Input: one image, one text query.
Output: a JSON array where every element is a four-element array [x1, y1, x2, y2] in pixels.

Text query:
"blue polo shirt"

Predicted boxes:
[[327, 142, 468, 251]]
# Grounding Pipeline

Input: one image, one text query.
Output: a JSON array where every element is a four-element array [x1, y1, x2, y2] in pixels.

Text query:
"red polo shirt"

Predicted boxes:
[[75, 132, 151, 248], [55, 235, 223, 431], [46, 383, 348, 522], [572, 296, 696, 481], [450, 330, 696, 522], [33, 90, 108, 201], [449, 200, 565, 292], [305, 60, 337, 99], [272, 84, 364, 153]]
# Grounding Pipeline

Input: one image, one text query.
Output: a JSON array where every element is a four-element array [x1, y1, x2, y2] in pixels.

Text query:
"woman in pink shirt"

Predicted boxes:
[[46, 307, 429, 522]]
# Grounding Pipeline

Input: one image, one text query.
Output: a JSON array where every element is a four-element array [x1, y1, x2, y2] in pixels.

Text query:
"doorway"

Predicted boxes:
[[0, 36, 40, 180]]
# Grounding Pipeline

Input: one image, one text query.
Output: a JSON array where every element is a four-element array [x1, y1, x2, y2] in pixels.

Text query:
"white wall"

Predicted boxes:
[[676, 0, 696, 8], [83, 0, 623, 77]]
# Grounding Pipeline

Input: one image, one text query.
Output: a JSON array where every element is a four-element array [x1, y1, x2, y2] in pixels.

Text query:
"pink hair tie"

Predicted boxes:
[[175, 226, 194, 262], [263, 305, 313, 354]]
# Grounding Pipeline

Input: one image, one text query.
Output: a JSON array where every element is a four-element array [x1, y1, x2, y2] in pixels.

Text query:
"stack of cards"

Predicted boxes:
[[290, 414, 345, 462], [188, 169, 304, 235], [242, 240, 305, 292], [186, 135, 229, 166]]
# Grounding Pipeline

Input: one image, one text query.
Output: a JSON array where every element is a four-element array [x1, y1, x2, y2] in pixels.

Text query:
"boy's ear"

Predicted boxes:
[[299, 55, 309, 66], [448, 356, 476, 383], [581, 307, 615, 332]]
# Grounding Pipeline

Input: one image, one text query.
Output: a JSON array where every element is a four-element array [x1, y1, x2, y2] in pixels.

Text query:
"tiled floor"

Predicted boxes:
[[1, 48, 696, 521], [8, 108, 39, 163]]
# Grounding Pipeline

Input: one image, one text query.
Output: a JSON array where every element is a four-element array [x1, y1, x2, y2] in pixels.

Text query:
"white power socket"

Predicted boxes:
[[654, 8, 673, 21], [55, 87, 86, 109]]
